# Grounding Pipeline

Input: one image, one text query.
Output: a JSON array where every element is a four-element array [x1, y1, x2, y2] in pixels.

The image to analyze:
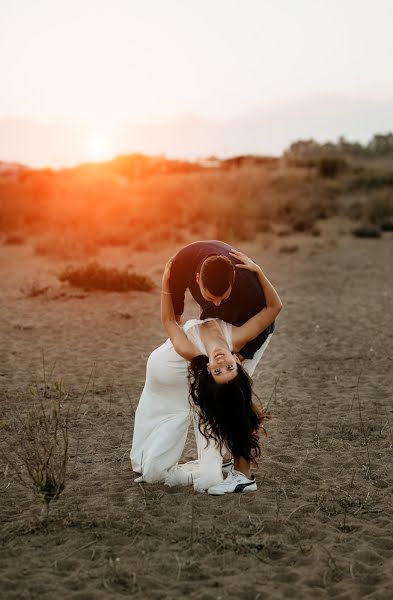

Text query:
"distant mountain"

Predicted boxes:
[[1, 96, 393, 168]]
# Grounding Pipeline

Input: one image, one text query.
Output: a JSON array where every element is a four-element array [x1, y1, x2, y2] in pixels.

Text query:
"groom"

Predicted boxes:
[[169, 239, 274, 360]]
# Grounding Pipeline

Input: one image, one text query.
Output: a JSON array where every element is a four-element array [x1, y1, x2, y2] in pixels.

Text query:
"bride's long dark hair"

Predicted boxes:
[[188, 355, 269, 465]]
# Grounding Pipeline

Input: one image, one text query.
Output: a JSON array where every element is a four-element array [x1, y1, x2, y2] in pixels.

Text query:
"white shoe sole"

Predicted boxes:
[[208, 481, 257, 496]]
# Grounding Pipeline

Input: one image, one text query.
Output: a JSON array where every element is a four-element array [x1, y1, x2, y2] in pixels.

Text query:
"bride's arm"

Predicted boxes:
[[161, 258, 200, 361], [230, 250, 283, 352]]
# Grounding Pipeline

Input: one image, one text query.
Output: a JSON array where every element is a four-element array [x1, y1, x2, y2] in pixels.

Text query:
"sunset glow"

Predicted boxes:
[[84, 131, 115, 163], [1, 0, 393, 166]]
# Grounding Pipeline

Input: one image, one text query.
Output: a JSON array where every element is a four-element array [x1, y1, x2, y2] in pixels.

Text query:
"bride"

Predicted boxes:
[[130, 249, 282, 494]]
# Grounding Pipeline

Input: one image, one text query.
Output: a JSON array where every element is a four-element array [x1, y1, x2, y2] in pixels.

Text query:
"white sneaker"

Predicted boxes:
[[208, 469, 257, 495], [222, 459, 234, 474]]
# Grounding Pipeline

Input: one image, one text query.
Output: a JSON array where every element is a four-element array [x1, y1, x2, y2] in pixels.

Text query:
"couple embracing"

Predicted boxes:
[[130, 240, 282, 495]]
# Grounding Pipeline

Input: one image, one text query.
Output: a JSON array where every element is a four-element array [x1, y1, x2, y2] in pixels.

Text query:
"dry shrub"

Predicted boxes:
[[59, 261, 155, 292], [256, 219, 273, 233], [317, 156, 348, 178], [214, 216, 256, 242], [275, 227, 291, 237], [2, 380, 72, 520], [21, 282, 50, 298], [35, 235, 98, 260], [347, 200, 364, 220], [365, 188, 393, 225], [346, 171, 393, 192], [279, 244, 299, 253], [97, 229, 131, 247], [311, 227, 322, 237], [129, 236, 150, 252], [3, 233, 26, 245], [0, 157, 342, 246], [291, 214, 317, 232], [271, 168, 338, 232]]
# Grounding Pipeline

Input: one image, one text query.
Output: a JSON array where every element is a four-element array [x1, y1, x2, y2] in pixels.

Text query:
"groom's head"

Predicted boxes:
[[196, 256, 235, 306]]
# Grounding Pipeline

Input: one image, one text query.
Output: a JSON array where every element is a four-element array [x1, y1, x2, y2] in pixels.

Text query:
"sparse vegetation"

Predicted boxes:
[[1, 134, 392, 251], [1, 206, 393, 598], [2, 380, 71, 520], [21, 282, 50, 298], [365, 189, 393, 225], [3, 233, 26, 245], [284, 133, 393, 165], [58, 261, 155, 292], [317, 156, 348, 178], [279, 244, 299, 253], [34, 235, 98, 260]]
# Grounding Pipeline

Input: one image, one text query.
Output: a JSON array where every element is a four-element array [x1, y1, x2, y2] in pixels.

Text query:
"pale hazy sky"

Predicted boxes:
[[1, 0, 393, 165]]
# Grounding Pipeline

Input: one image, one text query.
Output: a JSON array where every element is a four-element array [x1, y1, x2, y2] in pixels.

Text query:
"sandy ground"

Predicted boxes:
[[1, 219, 392, 599]]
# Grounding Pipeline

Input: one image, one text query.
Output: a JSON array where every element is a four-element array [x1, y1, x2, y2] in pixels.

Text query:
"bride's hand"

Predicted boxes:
[[229, 249, 261, 273]]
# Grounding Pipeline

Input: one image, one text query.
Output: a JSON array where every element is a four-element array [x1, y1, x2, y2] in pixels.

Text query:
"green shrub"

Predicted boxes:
[[59, 261, 155, 292]]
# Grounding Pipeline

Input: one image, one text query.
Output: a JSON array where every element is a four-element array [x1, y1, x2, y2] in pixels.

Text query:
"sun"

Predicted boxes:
[[85, 131, 114, 162]]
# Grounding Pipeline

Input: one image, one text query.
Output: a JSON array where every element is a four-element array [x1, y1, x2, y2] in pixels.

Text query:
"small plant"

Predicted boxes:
[[58, 261, 155, 292], [3, 380, 72, 520], [20, 282, 50, 298]]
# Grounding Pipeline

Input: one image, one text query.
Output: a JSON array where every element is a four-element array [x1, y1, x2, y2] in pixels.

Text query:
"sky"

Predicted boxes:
[[1, 0, 393, 166]]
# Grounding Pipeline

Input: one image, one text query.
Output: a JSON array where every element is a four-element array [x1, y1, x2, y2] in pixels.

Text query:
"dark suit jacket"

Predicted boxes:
[[169, 240, 274, 359]]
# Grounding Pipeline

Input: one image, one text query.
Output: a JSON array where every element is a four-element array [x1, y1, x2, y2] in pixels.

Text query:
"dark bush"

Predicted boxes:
[[59, 262, 155, 292], [317, 156, 348, 178], [380, 220, 393, 231], [352, 226, 381, 238]]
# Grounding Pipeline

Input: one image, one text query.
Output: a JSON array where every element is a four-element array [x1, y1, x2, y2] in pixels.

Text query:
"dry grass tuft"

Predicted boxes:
[[365, 188, 393, 226], [58, 261, 155, 292], [2, 380, 72, 520], [34, 235, 98, 260], [279, 244, 299, 254], [3, 233, 26, 245], [21, 282, 50, 298]]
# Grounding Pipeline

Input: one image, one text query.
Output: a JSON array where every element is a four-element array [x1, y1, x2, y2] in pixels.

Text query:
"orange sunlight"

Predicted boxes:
[[84, 131, 115, 163]]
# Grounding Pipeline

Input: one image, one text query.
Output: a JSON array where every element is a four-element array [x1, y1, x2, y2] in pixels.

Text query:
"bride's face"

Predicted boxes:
[[207, 349, 239, 383]]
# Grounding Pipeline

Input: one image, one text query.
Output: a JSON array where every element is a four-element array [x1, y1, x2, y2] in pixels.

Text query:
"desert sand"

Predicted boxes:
[[1, 219, 392, 599]]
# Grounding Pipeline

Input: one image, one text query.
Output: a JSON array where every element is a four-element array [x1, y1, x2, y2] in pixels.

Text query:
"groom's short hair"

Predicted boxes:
[[200, 255, 235, 295]]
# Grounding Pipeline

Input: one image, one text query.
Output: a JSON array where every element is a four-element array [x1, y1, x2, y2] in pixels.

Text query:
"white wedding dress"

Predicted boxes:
[[130, 318, 271, 492]]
